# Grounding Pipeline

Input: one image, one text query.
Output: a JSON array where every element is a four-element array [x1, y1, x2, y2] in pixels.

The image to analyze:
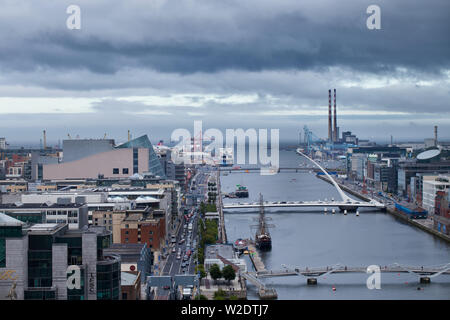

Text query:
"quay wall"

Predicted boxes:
[[316, 175, 450, 243]]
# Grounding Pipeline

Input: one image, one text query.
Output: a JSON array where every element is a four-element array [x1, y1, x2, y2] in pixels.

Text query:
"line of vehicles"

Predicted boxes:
[[169, 209, 197, 273]]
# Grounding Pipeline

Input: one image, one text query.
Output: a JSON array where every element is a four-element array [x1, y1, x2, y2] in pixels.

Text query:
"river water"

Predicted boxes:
[[221, 149, 450, 299]]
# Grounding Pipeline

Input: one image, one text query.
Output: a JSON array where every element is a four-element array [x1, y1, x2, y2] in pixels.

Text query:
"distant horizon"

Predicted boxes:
[[3, 136, 447, 150], [0, 1, 449, 144]]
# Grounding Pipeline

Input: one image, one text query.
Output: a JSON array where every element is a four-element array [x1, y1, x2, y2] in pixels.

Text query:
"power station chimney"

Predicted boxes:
[[333, 89, 337, 142], [328, 89, 332, 142], [128, 130, 131, 141], [43, 130, 47, 149], [434, 125, 438, 146]]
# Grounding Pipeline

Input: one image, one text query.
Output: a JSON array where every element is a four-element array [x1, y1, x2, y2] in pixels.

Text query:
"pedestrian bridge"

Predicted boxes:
[[223, 200, 385, 210], [253, 263, 450, 278], [243, 262, 450, 287]]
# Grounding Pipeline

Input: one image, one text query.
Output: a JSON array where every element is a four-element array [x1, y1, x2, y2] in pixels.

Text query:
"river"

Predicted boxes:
[[221, 149, 450, 299]]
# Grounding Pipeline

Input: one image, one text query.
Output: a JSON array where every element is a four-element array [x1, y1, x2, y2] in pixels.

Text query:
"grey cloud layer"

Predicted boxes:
[[0, 0, 449, 75], [0, 0, 449, 142]]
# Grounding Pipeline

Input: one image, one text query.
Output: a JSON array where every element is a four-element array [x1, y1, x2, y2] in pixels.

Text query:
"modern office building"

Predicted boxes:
[[0, 201, 89, 230], [104, 243, 153, 282], [397, 161, 450, 196], [43, 135, 166, 180], [373, 163, 398, 193], [422, 175, 450, 215], [0, 214, 121, 300], [434, 191, 450, 235]]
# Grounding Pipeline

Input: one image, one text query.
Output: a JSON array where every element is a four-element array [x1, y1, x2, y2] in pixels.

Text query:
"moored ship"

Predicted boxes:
[[255, 233, 272, 251], [254, 194, 273, 251]]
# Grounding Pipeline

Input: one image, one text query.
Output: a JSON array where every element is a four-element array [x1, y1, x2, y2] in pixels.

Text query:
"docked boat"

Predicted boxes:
[[256, 233, 272, 251], [255, 194, 273, 251], [235, 185, 249, 198]]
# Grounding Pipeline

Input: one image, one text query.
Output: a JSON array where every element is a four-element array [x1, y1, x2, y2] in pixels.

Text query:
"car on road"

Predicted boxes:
[[172, 247, 176, 253], [176, 254, 181, 260], [178, 239, 185, 245]]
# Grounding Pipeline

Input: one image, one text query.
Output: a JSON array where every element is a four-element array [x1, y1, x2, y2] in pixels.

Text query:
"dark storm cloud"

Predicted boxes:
[[0, 0, 449, 76], [0, 0, 449, 143]]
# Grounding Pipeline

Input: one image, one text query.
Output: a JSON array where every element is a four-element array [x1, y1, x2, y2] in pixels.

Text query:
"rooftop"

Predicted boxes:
[[205, 244, 235, 260], [62, 225, 111, 237], [108, 189, 165, 196], [0, 202, 86, 209], [26, 223, 66, 234], [0, 212, 25, 227], [121, 271, 139, 286]]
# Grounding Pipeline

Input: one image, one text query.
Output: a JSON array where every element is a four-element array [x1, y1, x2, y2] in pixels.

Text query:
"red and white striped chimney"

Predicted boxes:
[[333, 89, 337, 142], [328, 89, 332, 142]]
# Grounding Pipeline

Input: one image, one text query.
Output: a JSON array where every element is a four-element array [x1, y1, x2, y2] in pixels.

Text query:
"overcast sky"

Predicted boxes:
[[0, 0, 449, 146]]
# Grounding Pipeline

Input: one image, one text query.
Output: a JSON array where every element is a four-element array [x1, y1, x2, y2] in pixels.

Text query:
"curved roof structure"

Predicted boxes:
[[417, 149, 441, 160]]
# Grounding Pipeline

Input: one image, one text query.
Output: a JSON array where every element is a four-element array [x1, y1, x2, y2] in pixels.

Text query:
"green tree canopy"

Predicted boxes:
[[209, 264, 222, 281], [222, 265, 236, 283]]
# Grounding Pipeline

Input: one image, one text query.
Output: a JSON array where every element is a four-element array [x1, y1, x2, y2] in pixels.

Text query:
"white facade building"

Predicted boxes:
[[422, 175, 450, 214]]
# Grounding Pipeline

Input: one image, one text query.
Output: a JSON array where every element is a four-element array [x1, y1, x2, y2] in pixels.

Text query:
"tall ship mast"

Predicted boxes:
[[254, 193, 273, 251]]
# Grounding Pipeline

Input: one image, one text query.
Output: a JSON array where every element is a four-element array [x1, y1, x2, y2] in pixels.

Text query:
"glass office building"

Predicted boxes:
[[0, 214, 120, 300], [116, 135, 166, 179]]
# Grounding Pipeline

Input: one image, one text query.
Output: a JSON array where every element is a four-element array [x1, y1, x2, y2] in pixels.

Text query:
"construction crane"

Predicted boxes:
[[303, 125, 324, 153]]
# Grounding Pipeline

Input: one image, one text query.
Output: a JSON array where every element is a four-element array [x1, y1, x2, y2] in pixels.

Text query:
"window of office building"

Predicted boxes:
[[123, 168, 129, 174], [28, 234, 53, 288], [133, 148, 139, 174], [113, 168, 119, 174], [68, 211, 78, 218], [24, 290, 55, 300], [97, 262, 120, 300], [0, 239, 5, 267], [56, 236, 83, 266], [7, 212, 44, 224]]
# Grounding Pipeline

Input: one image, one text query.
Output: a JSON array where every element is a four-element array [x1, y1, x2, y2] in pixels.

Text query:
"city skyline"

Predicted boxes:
[[0, 0, 449, 143]]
